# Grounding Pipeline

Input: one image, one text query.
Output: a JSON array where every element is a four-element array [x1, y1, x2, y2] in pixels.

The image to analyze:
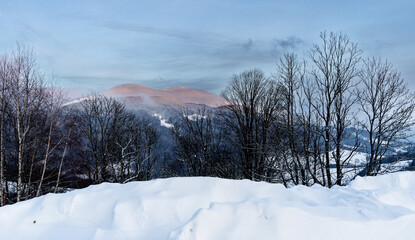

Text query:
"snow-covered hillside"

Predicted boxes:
[[1, 173, 415, 240]]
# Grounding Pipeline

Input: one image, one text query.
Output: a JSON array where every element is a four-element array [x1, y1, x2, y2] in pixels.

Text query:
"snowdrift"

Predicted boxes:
[[1, 173, 415, 240]]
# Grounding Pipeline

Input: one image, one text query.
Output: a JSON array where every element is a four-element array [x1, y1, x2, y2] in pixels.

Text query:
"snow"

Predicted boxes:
[[1, 173, 415, 239], [62, 96, 89, 106], [393, 146, 408, 154], [153, 113, 174, 128], [185, 113, 207, 121], [348, 151, 367, 165], [328, 149, 367, 166]]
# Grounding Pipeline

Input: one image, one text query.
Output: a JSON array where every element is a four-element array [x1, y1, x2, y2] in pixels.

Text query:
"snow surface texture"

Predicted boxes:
[[1, 173, 415, 240], [153, 113, 174, 128]]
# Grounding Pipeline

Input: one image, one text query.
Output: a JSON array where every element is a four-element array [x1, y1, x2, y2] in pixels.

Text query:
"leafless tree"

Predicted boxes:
[[275, 53, 310, 185], [36, 84, 66, 197], [9, 44, 47, 201], [140, 120, 160, 181], [54, 125, 73, 193], [0, 54, 12, 206], [172, 107, 217, 176], [309, 32, 362, 186], [358, 58, 415, 175], [111, 122, 141, 183], [79, 95, 124, 182], [110, 117, 159, 183], [221, 69, 283, 181], [297, 74, 326, 186], [79, 95, 160, 183]]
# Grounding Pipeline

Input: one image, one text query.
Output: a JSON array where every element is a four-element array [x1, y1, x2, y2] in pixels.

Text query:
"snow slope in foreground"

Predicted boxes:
[[1, 173, 415, 240]]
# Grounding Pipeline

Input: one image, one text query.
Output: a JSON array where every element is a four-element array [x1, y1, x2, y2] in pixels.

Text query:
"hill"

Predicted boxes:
[[103, 84, 224, 107], [1, 172, 415, 239]]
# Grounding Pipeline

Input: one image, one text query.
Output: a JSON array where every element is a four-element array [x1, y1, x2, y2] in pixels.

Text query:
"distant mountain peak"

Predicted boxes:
[[103, 84, 224, 107]]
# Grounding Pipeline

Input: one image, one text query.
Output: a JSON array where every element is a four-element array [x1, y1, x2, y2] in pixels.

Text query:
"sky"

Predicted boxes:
[[0, 0, 414, 97]]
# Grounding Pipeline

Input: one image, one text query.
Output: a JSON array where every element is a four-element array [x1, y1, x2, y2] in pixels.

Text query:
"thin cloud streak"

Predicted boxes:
[[97, 21, 231, 45]]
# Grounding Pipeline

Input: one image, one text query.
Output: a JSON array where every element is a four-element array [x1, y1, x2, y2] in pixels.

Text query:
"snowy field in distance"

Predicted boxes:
[[1, 172, 415, 240]]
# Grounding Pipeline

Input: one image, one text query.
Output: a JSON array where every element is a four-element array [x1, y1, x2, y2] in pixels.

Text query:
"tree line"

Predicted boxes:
[[172, 32, 415, 187], [0, 44, 161, 205], [0, 32, 413, 206]]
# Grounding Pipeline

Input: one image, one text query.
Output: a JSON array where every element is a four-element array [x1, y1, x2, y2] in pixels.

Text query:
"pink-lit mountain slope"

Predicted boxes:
[[103, 84, 224, 107]]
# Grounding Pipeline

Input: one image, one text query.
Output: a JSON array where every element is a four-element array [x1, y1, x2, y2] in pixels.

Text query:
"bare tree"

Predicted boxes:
[[275, 53, 309, 185], [36, 84, 66, 197], [79, 95, 160, 183], [111, 123, 141, 183], [309, 32, 361, 186], [297, 74, 326, 186], [110, 117, 159, 183], [0, 54, 12, 206], [140, 120, 160, 180], [54, 125, 73, 193], [358, 58, 415, 175], [79, 95, 124, 183], [9, 44, 46, 201], [172, 107, 216, 176], [221, 69, 283, 181]]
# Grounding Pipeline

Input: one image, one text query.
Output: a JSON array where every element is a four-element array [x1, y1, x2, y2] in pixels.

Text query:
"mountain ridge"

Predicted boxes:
[[103, 83, 224, 107]]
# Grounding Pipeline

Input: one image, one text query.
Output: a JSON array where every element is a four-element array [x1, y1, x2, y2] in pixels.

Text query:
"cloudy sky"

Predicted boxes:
[[0, 0, 414, 97]]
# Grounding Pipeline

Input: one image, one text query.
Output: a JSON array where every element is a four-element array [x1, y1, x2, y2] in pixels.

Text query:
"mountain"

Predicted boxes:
[[103, 84, 224, 107]]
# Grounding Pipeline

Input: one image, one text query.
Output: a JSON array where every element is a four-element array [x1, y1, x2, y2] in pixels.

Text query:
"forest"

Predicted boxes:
[[0, 31, 414, 206]]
